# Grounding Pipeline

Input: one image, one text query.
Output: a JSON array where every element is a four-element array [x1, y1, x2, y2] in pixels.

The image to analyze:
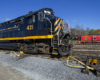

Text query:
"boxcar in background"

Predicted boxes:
[[79, 35, 100, 44]]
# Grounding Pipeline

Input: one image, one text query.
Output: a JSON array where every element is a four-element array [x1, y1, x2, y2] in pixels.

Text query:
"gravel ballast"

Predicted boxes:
[[0, 52, 99, 80]]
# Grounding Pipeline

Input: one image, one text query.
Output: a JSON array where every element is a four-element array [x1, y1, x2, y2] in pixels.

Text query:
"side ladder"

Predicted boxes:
[[52, 35, 59, 55], [52, 23, 62, 55]]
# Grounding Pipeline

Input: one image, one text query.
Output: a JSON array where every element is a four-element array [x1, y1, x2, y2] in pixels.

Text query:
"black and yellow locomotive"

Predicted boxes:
[[0, 8, 70, 56]]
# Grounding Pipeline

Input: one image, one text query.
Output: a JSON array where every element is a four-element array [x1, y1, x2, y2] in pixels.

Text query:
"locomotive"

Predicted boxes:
[[0, 8, 70, 56]]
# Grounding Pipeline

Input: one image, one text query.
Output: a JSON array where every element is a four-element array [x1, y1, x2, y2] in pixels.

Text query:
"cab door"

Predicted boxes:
[[38, 12, 48, 35], [26, 15, 37, 36]]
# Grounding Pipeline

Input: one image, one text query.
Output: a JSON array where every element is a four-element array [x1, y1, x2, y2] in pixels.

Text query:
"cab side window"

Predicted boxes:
[[28, 15, 35, 24], [15, 17, 23, 24], [28, 17, 32, 24], [38, 12, 44, 20], [33, 15, 35, 22]]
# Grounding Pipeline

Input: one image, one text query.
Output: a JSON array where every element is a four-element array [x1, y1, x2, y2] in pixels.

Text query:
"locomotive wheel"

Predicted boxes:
[[20, 44, 24, 51], [58, 45, 67, 56]]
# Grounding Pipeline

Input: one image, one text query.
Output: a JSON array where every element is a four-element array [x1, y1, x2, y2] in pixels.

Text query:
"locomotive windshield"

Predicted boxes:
[[38, 10, 54, 20], [38, 12, 44, 20], [44, 10, 54, 19], [44, 8, 54, 15]]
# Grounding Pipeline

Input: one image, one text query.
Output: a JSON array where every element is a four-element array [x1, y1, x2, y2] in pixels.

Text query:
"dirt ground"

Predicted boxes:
[[0, 62, 33, 80]]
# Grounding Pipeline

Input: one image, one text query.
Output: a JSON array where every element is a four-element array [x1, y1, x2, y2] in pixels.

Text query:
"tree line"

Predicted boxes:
[[70, 24, 100, 35]]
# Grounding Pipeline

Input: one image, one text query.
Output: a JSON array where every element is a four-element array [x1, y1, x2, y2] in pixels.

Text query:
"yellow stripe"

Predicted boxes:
[[52, 52, 58, 55], [53, 43, 58, 45], [53, 48, 58, 49], [54, 20, 62, 32], [55, 26, 62, 35], [54, 18, 60, 26], [62, 26, 64, 32], [62, 20, 64, 32], [0, 35, 53, 41], [53, 38, 58, 40], [10, 20, 15, 23]]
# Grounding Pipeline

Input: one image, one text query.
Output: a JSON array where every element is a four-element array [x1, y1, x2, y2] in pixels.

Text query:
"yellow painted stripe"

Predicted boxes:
[[62, 21, 64, 32], [0, 35, 53, 41], [55, 26, 62, 35], [52, 52, 58, 55], [62, 26, 64, 31], [53, 48, 58, 49], [54, 18, 60, 26], [10, 20, 15, 23], [53, 38, 58, 40], [54, 20, 62, 32], [53, 43, 58, 45]]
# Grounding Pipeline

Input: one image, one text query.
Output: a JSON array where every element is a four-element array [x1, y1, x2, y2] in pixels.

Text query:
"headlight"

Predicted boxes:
[[44, 10, 51, 14]]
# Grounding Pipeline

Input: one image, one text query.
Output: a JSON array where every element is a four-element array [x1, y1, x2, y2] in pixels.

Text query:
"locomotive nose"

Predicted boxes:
[[54, 17, 70, 37]]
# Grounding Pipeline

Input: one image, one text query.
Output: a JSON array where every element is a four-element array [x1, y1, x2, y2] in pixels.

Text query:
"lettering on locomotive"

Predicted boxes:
[[26, 25, 34, 30], [0, 25, 19, 32]]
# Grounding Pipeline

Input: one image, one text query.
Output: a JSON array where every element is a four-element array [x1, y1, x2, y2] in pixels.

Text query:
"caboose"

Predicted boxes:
[[0, 8, 70, 56]]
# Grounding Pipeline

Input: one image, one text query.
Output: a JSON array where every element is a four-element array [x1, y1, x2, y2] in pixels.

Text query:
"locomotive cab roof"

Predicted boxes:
[[0, 8, 54, 25]]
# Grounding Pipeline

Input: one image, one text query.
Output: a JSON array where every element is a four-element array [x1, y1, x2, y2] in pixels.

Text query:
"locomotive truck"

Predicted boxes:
[[0, 8, 71, 56]]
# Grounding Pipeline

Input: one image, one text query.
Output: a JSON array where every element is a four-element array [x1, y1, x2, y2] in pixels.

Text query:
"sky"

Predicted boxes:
[[0, 0, 100, 30]]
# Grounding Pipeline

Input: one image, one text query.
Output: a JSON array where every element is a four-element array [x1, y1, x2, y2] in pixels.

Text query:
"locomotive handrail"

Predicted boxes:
[[60, 23, 66, 45], [45, 17, 53, 47], [58, 23, 62, 46], [60, 34, 65, 45], [58, 24, 60, 45], [58, 23, 66, 45]]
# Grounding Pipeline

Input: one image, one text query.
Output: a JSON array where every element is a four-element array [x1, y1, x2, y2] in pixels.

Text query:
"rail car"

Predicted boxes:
[[78, 35, 100, 44], [0, 8, 71, 56]]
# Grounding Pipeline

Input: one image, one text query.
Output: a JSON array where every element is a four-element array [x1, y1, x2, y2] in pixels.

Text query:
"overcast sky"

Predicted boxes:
[[0, 0, 100, 30]]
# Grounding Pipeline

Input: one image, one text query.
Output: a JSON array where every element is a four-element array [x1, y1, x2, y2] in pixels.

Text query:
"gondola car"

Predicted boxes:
[[0, 8, 70, 56]]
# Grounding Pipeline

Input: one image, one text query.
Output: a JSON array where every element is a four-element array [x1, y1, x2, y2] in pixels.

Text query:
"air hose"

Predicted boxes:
[[10, 51, 23, 57], [67, 56, 94, 70]]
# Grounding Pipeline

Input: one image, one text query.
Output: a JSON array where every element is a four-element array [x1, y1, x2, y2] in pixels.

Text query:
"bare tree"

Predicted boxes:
[[83, 27, 90, 35], [74, 24, 81, 35], [70, 28, 76, 35], [80, 25, 85, 35]]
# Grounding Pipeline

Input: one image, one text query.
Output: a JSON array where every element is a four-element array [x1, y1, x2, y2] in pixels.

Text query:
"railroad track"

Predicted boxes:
[[72, 44, 100, 57], [0, 48, 99, 62], [73, 44, 100, 47], [72, 49, 100, 51]]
